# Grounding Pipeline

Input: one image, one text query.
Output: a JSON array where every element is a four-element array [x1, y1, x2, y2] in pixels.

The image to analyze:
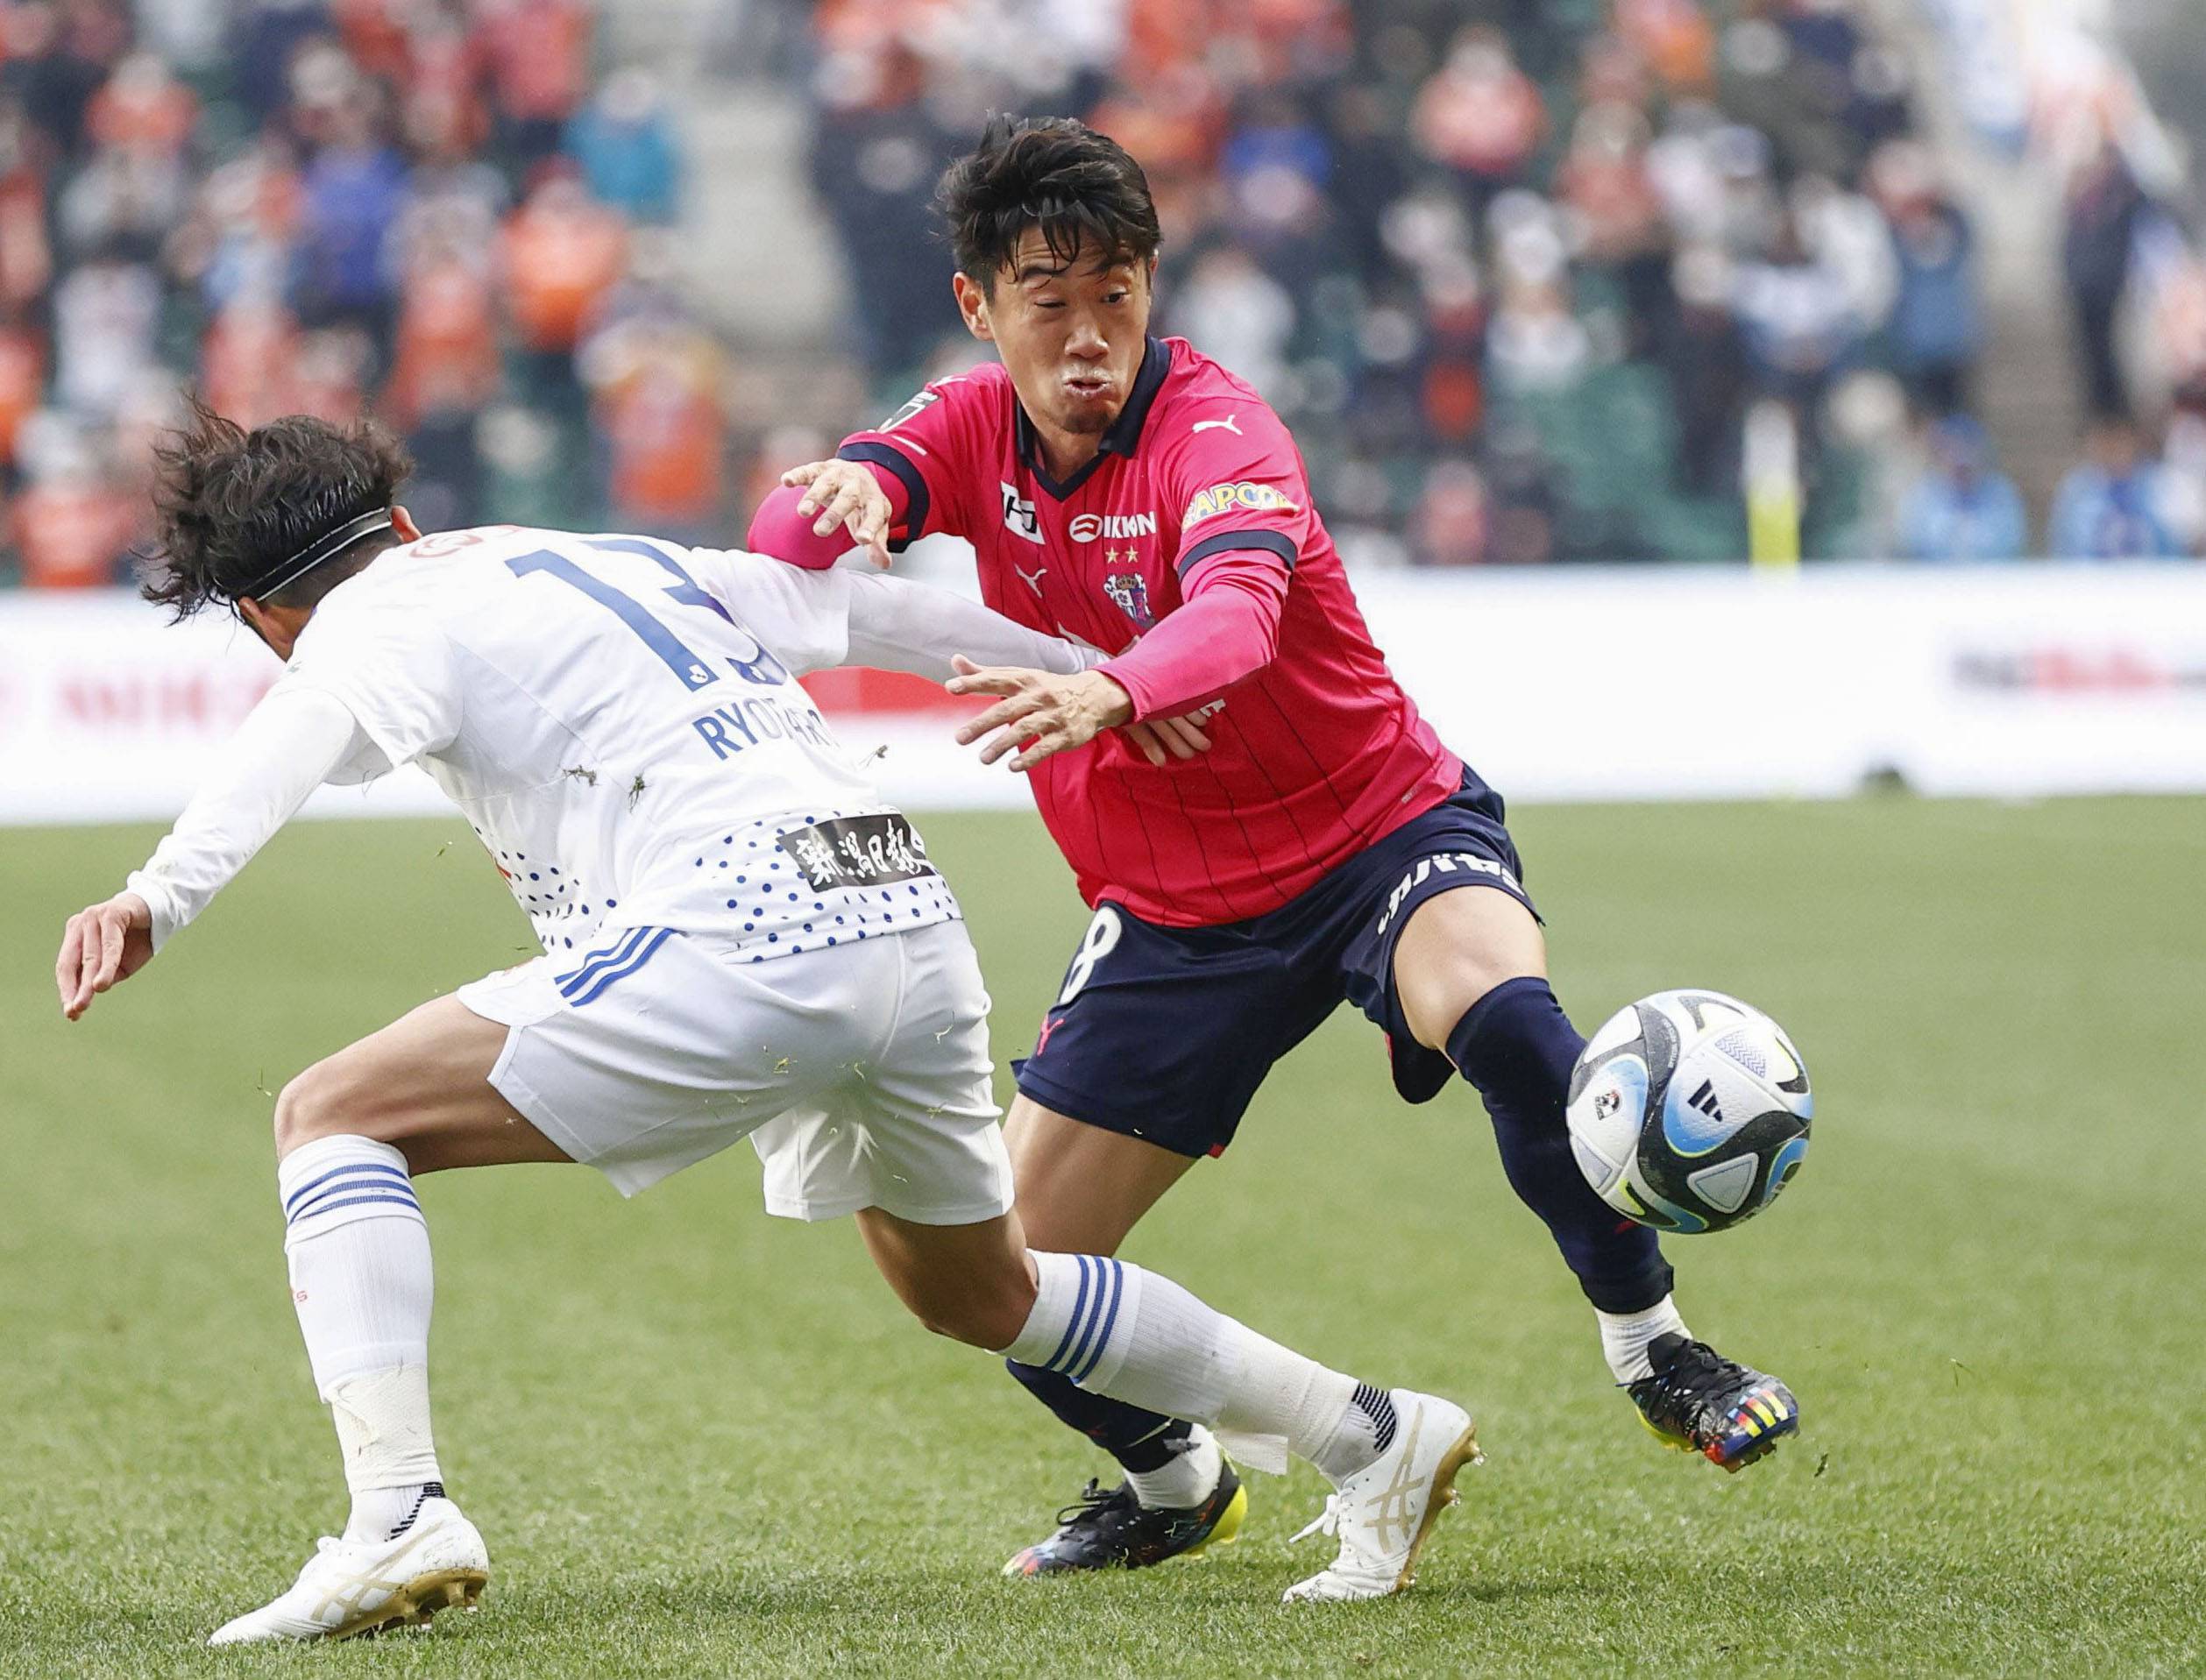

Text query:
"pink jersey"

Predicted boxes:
[[832, 337, 1463, 926]]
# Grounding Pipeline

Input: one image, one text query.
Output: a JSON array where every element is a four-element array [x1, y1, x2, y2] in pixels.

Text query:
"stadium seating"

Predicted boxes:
[[3, 0, 2201, 582]]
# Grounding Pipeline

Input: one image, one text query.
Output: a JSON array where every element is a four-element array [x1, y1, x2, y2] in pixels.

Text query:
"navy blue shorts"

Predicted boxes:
[[1011, 775, 1536, 1159]]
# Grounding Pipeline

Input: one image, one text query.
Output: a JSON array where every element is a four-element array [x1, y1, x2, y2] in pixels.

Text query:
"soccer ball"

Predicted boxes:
[[1564, 989, 1812, 1234]]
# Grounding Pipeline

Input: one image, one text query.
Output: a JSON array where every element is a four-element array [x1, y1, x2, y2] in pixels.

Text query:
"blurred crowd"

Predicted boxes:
[[4, 0, 2206, 588], [807, 0, 2206, 564], [0, 0, 719, 588]]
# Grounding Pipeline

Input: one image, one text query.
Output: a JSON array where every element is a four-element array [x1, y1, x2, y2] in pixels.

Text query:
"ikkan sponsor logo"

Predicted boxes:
[[1068, 511, 1158, 542]]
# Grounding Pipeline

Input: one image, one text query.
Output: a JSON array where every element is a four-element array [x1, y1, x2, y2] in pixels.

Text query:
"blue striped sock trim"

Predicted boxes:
[[282, 1160, 411, 1217], [1041, 1255, 1093, 1373], [556, 925, 653, 997], [285, 1191, 424, 1223], [566, 927, 673, 1007], [288, 1178, 421, 1226], [1059, 1255, 1117, 1379], [1070, 1259, 1124, 1385]]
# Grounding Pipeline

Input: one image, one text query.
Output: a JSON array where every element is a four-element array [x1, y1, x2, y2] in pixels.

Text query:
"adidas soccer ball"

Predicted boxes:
[[1564, 989, 1812, 1234]]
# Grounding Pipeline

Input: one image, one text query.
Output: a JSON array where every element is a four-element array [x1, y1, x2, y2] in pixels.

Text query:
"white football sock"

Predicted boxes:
[[278, 1135, 443, 1541], [1597, 1295, 1690, 1383], [1124, 1427, 1222, 1510], [999, 1254, 1396, 1484]]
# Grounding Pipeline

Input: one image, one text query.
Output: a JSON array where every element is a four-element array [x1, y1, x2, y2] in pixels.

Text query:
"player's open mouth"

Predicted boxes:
[[1062, 374, 1115, 401]]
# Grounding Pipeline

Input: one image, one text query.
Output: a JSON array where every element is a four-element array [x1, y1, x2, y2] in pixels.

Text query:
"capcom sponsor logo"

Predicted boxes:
[[1183, 481, 1301, 525]]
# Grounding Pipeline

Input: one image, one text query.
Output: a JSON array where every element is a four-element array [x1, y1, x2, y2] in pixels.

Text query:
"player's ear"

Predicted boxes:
[[237, 594, 283, 655], [952, 272, 995, 342], [391, 505, 423, 542]]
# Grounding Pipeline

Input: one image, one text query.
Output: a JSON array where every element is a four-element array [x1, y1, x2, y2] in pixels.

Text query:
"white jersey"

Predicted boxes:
[[269, 525, 957, 963]]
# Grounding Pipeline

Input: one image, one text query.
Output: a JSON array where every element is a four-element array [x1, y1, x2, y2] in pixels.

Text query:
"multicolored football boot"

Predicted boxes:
[[1002, 1463, 1246, 1577], [1628, 1332, 1798, 1471]]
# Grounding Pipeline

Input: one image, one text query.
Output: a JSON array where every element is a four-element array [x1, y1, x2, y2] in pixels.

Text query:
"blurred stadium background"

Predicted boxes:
[[5, 0, 2206, 577], [3, 0, 2204, 818], [4, 4, 2204, 1673]]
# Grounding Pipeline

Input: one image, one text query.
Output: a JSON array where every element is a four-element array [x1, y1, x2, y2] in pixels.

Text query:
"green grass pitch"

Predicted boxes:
[[4, 797, 2201, 1678]]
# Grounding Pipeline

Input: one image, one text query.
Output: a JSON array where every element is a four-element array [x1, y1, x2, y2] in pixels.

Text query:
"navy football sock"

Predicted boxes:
[[1005, 1358, 1194, 1474], [1449, 976, 1674, 1314]]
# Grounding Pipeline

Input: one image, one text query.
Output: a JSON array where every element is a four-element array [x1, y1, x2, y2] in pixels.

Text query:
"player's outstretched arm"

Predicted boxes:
[[748, 460, 904, 571], [56, 687, 369, 1019], [940, 555, 1287, 773], [843, 577, 1210, 767], [689, 549, 1209, 767], [839, 571, 1092, 680]]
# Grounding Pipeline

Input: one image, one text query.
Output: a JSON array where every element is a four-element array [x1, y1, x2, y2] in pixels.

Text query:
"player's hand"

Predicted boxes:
[[1121, 712, 1212, 766], [56, 891, 155, 1021], [947, 656, 1135, 772], [782, 459, 893, 569]]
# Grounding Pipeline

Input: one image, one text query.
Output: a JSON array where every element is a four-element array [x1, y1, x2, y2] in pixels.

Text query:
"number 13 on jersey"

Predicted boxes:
[[507, 539, 790, 691]]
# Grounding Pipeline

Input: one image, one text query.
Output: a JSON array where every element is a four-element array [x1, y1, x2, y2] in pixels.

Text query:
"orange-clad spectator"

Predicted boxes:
[[590, 330, 727, 534], [85, 51, 197, 155], [1419, 261, 1486, 444], [15, 471, 137, 588], [0, 145, 53, 312], [1084, 69, 1224, 245], [812, 0, 947, 112], [331, 0, 414, 84], [401, 11, 489, 159], [1124, 0, 1345, 84], [1615, 0, 1715, 95], [385, 255, 500, 427], [1411, 26, 1547, 203], [0, 323, 44, 461], [475, 0, 593, 159], [199, 297, 301, 430], [604, 372, 724, 532], [502, 178, 628, 354]]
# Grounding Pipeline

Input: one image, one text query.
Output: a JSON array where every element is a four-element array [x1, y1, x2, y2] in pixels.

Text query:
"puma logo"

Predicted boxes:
[[1191, 415, 1242, 436], [1016, 564, 1048, 596]]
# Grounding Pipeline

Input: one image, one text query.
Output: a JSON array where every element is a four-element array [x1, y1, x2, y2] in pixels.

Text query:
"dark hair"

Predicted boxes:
[[936, 116, 1161, 293], [141, 397, 413, 620]]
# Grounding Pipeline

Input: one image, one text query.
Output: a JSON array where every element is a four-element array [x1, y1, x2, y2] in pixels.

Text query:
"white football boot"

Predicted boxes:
[[208, 1497, 488, 1644], [1282, 1389, 1480, 1604]]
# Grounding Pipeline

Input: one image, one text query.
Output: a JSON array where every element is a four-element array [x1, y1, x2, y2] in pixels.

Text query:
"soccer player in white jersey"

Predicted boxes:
[[53, 406, 1480, 1641]]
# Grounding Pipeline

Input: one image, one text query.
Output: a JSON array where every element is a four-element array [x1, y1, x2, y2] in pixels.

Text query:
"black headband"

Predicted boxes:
[[244, 509, 394, 601]]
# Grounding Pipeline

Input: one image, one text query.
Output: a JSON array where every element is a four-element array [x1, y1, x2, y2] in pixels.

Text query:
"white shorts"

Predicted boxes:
[[457, 918, 1013, 1223]]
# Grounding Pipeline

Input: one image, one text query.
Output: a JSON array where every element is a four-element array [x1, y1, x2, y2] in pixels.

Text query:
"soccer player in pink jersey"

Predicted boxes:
[[748, 117, 1798, 1575]]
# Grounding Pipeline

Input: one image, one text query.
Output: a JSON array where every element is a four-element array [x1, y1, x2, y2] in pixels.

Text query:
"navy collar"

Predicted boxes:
[[1014, 336, 1173, 501]]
